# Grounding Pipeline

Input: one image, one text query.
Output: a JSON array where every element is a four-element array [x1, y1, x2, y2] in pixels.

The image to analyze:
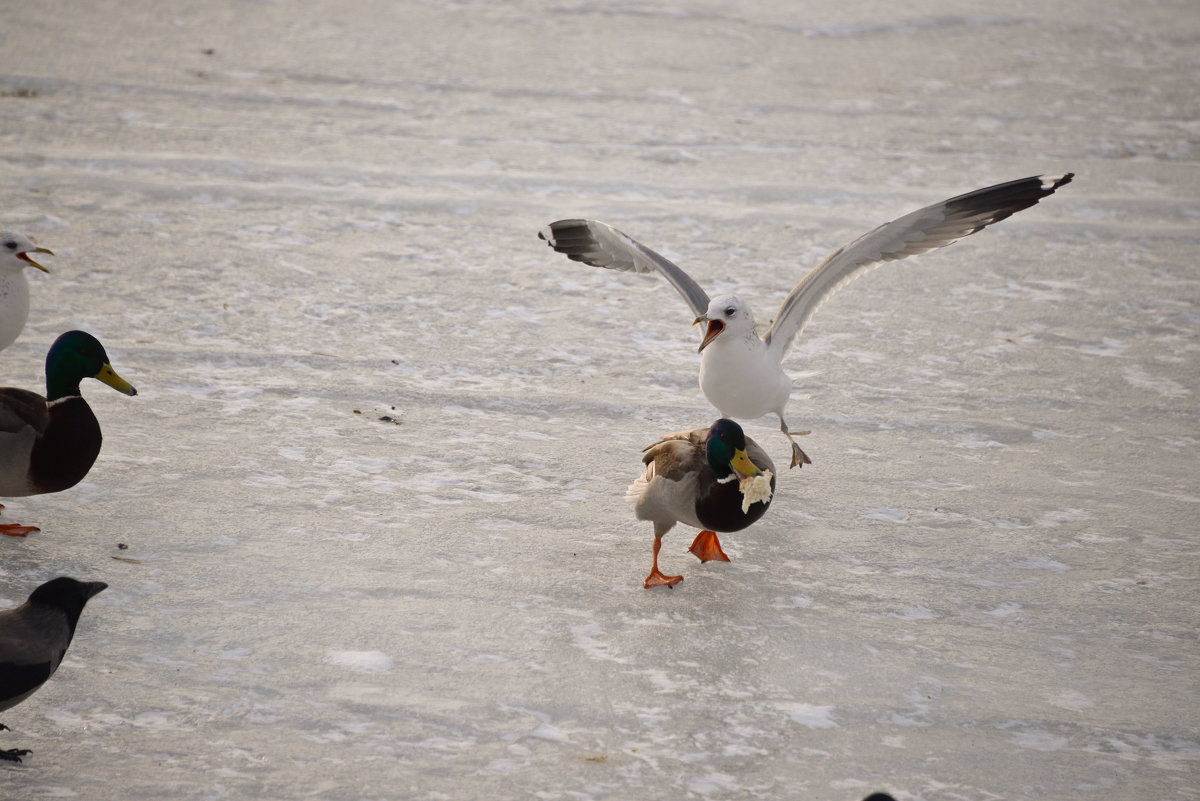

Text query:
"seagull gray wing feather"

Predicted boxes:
[[764, 173, 1074, 360], [539, 219, 711, 318]]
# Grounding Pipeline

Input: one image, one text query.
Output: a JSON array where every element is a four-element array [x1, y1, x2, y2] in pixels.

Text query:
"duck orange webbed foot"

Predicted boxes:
[[644, 536, 684, 589], [644, 568, 684, 589], [1, 523, 39, 537], [688, 530, 730, 563]]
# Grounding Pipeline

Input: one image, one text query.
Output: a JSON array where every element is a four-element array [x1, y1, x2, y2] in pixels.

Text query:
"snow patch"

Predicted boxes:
[[325, 650, 394, 673]]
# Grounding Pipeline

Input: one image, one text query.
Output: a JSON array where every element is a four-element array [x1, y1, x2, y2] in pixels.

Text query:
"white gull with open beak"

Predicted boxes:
[[0, 232, 53, 352], [540, 173, 1074, 468]]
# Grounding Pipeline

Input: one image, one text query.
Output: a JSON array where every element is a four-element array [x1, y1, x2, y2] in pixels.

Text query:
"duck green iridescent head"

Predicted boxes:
[[705, 418, 763, 479], [45, 330, 138, 401]]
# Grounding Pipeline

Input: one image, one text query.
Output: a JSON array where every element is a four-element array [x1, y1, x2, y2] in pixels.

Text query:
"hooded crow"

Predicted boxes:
[[0, 577, 107, 763]]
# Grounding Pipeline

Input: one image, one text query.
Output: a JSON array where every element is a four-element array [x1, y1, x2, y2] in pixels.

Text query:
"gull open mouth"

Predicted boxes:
[[16, 249, 52, 273], [697, 318, 725, 352]]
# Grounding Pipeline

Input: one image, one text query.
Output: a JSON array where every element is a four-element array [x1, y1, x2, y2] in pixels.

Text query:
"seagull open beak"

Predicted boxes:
[[729, 448, 763, 479], [95, 364, 138, 397], [16, 246, 53, 273], [693, 314, 725, 352]]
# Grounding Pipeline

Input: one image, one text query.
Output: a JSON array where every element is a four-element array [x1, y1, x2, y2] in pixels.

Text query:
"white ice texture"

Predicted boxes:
[[0, 1, 1196, 800]]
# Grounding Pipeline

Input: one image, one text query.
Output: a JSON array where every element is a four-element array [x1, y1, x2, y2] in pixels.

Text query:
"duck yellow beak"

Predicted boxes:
[[729, 448, 762, 479], [95, 363, 138, 397], [17, 246, 53, 273], [693, 314, 725, 352]]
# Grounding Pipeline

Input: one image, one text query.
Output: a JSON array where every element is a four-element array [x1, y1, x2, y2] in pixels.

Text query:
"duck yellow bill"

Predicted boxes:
[[729, 448, 762, 478], [693, 314, 725, 352], [95, 364, 138, 396], [17, 247, 53, 273]]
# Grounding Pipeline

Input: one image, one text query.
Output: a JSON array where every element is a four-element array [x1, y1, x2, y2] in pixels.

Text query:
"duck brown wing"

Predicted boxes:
[[0, 388, 49, 435], [641, 435, 708, 482], [641, 426, 709, 454]]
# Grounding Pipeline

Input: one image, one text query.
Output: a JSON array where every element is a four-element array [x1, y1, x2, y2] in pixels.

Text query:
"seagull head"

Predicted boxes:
[[0, 231, 53, 274], [693, 295, 753, 352]]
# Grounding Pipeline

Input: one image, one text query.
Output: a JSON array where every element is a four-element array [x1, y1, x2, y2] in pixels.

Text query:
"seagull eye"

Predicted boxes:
[[3, 241, 15, 250], [724, 306, 736, 317]]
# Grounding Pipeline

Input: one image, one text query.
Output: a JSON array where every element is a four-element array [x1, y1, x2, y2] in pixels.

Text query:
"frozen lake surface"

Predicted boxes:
[[1, 1, 1197, 799]]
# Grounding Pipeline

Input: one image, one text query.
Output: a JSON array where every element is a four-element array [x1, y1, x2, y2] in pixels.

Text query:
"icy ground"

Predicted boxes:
[[1, 1, 1197, 799]]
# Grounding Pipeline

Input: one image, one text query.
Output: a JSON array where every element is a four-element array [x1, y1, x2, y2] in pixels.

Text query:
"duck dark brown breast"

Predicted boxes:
[[28, 398, 103, 494], [694, 470, 776, 533]]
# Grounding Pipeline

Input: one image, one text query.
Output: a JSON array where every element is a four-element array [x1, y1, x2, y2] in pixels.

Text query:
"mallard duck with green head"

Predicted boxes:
[[628, 418, 776, 588], [0, 331, 137, 536]]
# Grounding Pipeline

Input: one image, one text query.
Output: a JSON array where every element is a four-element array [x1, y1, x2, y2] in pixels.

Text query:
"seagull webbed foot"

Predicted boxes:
[[0, 524, 39, 537], [779, 418, 813, 468], [788, 441, 812, 469]]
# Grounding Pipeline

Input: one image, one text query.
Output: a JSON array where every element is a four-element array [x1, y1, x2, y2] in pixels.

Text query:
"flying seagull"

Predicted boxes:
[[540, 173, 1073, 468]]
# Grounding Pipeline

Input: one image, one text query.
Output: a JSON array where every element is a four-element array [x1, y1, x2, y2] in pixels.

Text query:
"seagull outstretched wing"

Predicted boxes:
[[539, 219, 711, 318], [762, 173, 1074, 360]]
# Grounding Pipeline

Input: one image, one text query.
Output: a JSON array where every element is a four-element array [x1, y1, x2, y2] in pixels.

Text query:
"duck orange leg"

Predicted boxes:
[[644, 537, 683, 589], [688, 530, 730, 563], [0, 507, 39, 537]]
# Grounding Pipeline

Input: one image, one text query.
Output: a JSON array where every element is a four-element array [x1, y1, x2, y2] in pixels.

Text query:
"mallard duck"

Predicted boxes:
[[0, 232, 53, 353], [627, 418, 776, 588], [0, 331, 137, 536], [540, 173, 1073, 468], [0, 576, 107, 762]]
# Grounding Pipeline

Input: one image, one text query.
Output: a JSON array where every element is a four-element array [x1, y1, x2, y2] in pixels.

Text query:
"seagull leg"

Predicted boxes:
[[779, 416, 812, 469], [689, 530, 730, 563], [644, 536, 683, 589]]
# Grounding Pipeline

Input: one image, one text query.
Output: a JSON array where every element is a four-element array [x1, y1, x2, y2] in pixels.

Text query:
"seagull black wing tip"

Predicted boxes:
[[944, 172, 1074, 220], [1043, 172, 1074, 192]]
